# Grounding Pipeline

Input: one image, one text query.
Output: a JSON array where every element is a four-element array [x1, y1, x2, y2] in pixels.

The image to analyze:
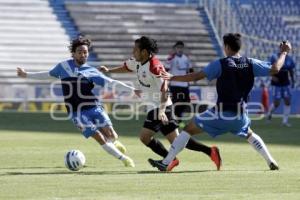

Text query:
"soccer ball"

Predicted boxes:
[[64, 150, 86, 171]]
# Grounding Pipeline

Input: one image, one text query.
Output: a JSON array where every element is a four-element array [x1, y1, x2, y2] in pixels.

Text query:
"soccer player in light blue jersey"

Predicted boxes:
[[149, 33, 292, 171], [267, 42, 296, 127], [17, 36, 136, 167]]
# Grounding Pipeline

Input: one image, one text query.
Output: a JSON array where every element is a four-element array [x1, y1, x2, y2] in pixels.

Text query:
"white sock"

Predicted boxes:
[[247, 133, 277, 165], [101, 142, 125, 161], [162, 131, 191, 165], [282, 105, 291, 124], [267, 103, 274, 116]]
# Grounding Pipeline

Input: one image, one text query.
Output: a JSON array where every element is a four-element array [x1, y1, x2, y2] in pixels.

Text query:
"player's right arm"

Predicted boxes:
[[160, 59, 221, 82], [98, 58, 137, 73], [270, 41, 292, 75], [17, 67, 55, 79]]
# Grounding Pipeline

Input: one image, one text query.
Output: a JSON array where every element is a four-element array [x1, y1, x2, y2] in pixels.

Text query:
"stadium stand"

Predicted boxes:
[[0, 0, 74, 86], [65, 1, 219, 68]]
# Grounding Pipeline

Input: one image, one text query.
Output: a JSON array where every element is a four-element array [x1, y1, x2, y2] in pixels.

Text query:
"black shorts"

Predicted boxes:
[[143, 106, 178, 136]]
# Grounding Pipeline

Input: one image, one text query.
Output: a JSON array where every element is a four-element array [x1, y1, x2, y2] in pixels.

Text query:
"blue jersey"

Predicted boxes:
[[49, 59, 112, 113], [269, 54, 295, 86], [203, 56, 271, 112]]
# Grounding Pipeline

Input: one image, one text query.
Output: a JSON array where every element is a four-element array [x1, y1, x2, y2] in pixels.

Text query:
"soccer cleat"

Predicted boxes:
[[148, 159, 168, 171], [148, 158, 180, 172], [210, 146, 222, 170], [269, 162, 279, 170], [167, 158, 180, 172], [282, 122, 291, 127], [114, 140, 127, 154], [122, 156, 135, 167]]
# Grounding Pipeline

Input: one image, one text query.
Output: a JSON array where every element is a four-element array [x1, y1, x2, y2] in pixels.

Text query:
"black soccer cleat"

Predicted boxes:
[[269, 162, 279, 170], [148, 159, 168, 172]]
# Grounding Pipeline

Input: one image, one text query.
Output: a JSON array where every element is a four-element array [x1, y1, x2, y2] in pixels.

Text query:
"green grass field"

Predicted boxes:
[[0, 112, 299, 200]]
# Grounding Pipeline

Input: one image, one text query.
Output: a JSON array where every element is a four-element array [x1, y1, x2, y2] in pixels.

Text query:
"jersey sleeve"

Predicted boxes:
[[202, 59, 222, 81], [123, 58, 138, 72], [149, 58, 168, 92], [84, 68, 113, 87], [249, 58, 272, 77], [49, 63, 62, 78]]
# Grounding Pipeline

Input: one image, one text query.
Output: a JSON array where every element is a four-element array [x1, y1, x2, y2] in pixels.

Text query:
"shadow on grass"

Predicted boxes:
[[0, 112, 299, 146], [1, 168, 272, 177], [0, 169, 217, 176]]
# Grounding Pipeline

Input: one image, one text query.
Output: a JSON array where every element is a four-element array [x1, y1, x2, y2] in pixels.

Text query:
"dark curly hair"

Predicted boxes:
[[135, 36, 158, 54], [69, 35, 91, 53]]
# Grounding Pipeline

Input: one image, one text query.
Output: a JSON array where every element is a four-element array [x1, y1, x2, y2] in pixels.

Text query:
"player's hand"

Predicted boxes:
[[134, 90, 142, 98], [280, 41, 292, 53], [158, 110, 169, 125], [98, 65, 110, 73], [17, 67, 27, 78], [157, 71, 174, 80]]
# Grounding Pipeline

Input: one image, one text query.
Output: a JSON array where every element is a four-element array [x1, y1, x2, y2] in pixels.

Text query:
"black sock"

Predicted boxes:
[[146, 138, 169, 158], [185, 138, 211, 156]]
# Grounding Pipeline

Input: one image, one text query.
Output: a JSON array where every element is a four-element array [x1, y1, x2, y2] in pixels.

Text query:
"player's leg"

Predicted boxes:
[[100, 126, 127, 154], [164, 127, 211, 156], [148, 119, 203, 171], [91, 131, 134, 167], [246, 128, 279, 170], [90, 106, 134, 167], [267, 86, 281, 120], [282, 86, 292, 126], [140, 128, 169, 157], [141, 108, 170, 158]]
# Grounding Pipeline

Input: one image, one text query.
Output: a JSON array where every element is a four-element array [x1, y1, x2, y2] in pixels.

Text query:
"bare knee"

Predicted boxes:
[[100, 126, 118, 140], [139, 133, 152, 145], [183, 120, 202, 135]]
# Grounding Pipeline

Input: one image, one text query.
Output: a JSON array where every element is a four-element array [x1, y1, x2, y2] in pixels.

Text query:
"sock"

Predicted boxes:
[[101, 142, 125, 161], [247, 133, 276, 165], [282, 105, 291, 124], [162, 131, 191, 165], [185, 138, 211, 156], [146, 138, 169, 158], [267, 103, 274, 117]]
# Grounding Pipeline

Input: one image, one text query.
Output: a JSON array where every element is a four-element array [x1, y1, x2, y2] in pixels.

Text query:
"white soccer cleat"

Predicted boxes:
[[114, 140, 127, 154]]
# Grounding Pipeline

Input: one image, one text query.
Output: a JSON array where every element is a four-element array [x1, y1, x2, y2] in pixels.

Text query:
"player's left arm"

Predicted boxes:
[[89, 70, 140, 97], [159, 80, 169, 125]]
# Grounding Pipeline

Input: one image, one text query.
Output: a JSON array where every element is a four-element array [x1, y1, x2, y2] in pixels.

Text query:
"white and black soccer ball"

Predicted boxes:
[[64, 150, 86, 171]]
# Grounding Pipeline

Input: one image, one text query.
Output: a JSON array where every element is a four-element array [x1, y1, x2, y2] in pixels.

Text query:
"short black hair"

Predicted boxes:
[[174, 41, 184, 47], [223, 33, 242, 52], [135, 36, 158, 54], [69, 35, 91, 53]]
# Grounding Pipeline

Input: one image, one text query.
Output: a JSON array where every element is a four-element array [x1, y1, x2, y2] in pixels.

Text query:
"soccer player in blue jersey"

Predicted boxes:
[[149, 33, 291, 171], [267, 43, 296, 127], [17, 36, 136, 167]]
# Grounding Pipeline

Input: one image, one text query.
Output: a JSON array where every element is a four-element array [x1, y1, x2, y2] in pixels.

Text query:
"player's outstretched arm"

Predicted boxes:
[[159, 71, 206, 82], [98, 65, 130, 73], [17, 67, 53, 79], [270, 41, 292, 75]]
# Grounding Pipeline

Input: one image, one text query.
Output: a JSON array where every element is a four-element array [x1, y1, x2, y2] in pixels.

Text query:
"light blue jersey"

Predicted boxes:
[[195, 57, 272, 138], [49, 59, 113, 138]]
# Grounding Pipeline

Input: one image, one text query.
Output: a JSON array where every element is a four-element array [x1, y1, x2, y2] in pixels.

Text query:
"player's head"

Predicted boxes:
[[173, 41, 184, 56], [69, 35, 91, 65], [223, 33, 242, 56], [133, 36, 158, 62]]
